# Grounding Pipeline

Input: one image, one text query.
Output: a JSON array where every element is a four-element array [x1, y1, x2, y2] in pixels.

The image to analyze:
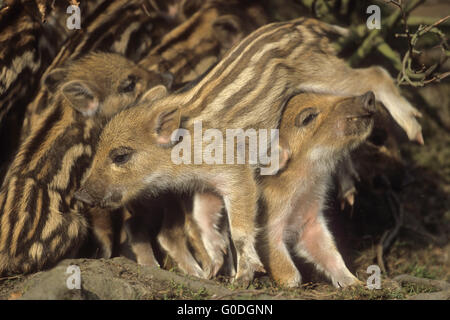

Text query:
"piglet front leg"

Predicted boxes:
[[259, 217, 302, 287], [221, 168, 264, 285], [192, 192, 228, 278], [291, 199, 360, 288]]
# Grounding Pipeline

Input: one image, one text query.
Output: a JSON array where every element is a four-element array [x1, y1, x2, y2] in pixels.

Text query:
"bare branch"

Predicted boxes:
[[394, 9, 450, 86]]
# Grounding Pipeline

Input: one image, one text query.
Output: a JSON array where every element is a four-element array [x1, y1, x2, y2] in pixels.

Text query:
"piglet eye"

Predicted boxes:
[[119, 75, 138, 93], [109, 147, 135, 165], [113, 153, 130, 164], [302, 113, 317, 126], [295, 107, 319, 128]]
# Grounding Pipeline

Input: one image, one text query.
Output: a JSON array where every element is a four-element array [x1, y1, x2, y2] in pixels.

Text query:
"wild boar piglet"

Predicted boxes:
[[259, 91, 376, 288]]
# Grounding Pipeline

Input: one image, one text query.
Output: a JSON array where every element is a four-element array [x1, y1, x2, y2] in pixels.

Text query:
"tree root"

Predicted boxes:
[[393, 274, 450, 291], [376, 189, 404, 274], [408, 290, 450, 300], [394, 274, 450, 300]]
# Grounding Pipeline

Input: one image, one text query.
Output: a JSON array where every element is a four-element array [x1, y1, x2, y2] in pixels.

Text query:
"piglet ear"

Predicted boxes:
[[153, 107, 181, 147], [261, 137, 291, 176], [42, 68, 66, 93], [277, 138, 291, 172], [141, 85, 169, 104], [61, 80, 99, 116]]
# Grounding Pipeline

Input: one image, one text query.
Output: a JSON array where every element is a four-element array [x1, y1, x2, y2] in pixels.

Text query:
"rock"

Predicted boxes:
[[20, 262, 85, 300], [17, 257, 286, 300]]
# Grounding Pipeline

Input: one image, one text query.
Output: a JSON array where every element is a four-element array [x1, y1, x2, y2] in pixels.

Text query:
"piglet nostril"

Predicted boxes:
[[74, 188, 94, 205], [362, 91, 376, 114]]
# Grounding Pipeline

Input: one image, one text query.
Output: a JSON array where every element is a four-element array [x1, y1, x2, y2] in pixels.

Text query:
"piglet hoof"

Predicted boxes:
[[234, 259, 265, 287], [202, 259, 223, 279], [98, 246, 113, 259], [211, 256, 225, 278], [234, 267, 254, 288], [404, 117, 424, 145], [332, 274, 362, 288], [233, 265, 256, 288], [233, 272, 253, 288], [198, 254, 224, 279], [136, 255, 160, 269], [415, 131, 424, 145], [202, 263, 214, 280], [181, 261, 208, 279], [275, 271, 302, 288]]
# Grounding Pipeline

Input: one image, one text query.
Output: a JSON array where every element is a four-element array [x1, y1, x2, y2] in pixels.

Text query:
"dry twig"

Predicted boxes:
[[376, 188, 404, 274], [395, 10, 450, 86]]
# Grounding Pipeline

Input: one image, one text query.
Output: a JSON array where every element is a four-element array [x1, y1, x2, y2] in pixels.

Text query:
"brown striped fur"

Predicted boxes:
[[0, 0, 68, 125], [0, 52, 169, 275], [0, 1, 65, 183], [0, 1, 117, 183], [140, 0, 272, 86], [21, 0, 181, 139]]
